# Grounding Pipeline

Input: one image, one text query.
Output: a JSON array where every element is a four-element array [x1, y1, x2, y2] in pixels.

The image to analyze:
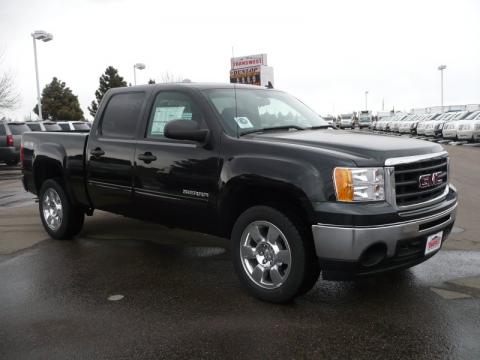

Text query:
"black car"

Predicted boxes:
[[21, 83, 457, 302]]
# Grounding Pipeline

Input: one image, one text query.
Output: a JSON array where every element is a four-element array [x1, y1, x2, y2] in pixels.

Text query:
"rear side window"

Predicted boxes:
[[8, 124, 30, 135], [27, 123, 42, 131], [0, 124, 6, 135], [100, 92, 144, 139]]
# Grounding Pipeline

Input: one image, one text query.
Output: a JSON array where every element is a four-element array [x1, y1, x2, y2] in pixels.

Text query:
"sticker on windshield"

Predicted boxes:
[[234, 117, 254, 129]]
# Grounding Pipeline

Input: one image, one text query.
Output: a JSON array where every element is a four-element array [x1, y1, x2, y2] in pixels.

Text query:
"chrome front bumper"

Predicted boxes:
[[311, 202, 457, 261]]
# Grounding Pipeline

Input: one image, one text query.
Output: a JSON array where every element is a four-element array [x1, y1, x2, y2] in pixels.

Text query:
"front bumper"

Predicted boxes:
[[311, 195, 457, 279]]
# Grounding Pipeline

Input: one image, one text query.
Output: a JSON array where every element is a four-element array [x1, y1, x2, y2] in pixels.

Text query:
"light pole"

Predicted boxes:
[[31, 30, 53, 121], [365, 91, 369, 110], [438, 65, 447, 112], [133, 63, 146, 85]]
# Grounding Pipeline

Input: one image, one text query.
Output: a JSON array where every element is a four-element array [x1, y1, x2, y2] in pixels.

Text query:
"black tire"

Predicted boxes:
[[39, 179, 84, 240], [232, 205, 319, 303]]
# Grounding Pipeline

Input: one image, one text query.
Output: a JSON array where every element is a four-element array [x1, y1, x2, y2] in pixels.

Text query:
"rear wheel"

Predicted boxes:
[[39, 179, 84, 240], [232, 206, 319, 303]]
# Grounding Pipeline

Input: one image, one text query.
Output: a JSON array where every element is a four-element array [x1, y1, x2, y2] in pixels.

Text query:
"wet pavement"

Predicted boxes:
[[1, 146, 480, 359]]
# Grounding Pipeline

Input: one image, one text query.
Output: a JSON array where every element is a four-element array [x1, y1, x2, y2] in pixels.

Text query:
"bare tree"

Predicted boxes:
[[159, 71, 184, 83], [0, 52, 20, 114]]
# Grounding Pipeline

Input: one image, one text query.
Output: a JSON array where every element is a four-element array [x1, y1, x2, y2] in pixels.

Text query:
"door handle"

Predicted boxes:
[[90, 147, 105, 157], [137, 152, 157, 163]]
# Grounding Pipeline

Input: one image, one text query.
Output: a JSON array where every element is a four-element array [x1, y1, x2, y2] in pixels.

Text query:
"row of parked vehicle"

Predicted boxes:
[[370, 110, 480, 141], [0, 120, 91, 166]]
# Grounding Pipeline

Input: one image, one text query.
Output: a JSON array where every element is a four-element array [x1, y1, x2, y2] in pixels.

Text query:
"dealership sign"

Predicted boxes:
[[230, 54, 274, 87], [231, 54, 267, 70]]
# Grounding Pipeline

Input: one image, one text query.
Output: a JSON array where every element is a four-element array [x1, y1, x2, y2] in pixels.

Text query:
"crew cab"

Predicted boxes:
[[21, 83, 458, 303]]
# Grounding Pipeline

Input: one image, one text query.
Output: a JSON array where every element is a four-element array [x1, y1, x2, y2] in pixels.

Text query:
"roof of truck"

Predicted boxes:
[[109, 82, 270, 93]]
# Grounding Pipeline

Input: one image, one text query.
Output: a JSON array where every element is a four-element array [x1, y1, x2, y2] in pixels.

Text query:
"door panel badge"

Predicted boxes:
[[182, 189, 209, 198]]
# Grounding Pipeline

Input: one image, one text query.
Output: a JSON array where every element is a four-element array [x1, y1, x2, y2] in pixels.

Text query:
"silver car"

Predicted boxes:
[[457, 112, 480, 141], [442, 111, 478, 140]]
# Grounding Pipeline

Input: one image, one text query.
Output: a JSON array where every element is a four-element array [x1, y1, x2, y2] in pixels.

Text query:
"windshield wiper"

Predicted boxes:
[[240, 125, 306, 136]]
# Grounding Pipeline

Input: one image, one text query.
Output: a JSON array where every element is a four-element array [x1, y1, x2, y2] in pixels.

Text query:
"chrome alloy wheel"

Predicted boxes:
[[42, 188, 63, 231], [240, 221, 292, 289]]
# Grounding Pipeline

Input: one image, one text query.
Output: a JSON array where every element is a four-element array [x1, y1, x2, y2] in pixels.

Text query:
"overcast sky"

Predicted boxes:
[[1, 0, 479, 120]]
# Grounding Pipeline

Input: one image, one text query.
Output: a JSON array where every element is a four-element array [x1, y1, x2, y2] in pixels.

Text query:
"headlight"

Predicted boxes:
[[334, 167, 385, 202]]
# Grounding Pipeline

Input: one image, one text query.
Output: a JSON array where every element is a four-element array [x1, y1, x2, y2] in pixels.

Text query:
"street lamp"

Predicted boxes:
[[31, 30, 53, 121], [438, 65, 447, 112], [133, 63, 146, 85], [365, 91, 369, 110]]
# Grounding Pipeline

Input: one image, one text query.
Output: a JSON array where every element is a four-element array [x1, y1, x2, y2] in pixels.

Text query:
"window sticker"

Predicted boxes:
[[150, 106, 186, 135], [234, 116, 253, 129]]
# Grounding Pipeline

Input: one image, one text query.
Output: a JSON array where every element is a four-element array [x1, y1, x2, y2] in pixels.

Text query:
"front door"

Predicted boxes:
[[133, 90, 220, 232]]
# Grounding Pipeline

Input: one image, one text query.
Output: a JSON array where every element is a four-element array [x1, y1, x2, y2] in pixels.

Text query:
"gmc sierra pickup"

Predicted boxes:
[[22, 83, 458, 303]]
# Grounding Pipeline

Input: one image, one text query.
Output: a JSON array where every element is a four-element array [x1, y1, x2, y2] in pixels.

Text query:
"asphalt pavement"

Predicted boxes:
[[1, 145, 480, 359]]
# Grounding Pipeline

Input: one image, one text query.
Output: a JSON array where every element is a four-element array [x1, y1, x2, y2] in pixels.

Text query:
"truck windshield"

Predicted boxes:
[[203, 88, 327, 136]]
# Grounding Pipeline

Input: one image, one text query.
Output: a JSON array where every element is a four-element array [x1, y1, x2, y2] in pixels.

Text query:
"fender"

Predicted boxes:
[[32, 142, 83, 207]]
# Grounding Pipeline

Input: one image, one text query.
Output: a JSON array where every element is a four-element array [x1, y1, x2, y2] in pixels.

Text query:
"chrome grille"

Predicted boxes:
[[394, 155, 448, 207]]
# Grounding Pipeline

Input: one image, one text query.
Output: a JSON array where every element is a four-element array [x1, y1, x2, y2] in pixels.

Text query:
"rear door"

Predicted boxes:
[[133, 90, 220, 231], [86, 91, 146, 214]]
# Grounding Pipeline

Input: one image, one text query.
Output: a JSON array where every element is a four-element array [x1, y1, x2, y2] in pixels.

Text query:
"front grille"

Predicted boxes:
[[394, 156, 448, 207]]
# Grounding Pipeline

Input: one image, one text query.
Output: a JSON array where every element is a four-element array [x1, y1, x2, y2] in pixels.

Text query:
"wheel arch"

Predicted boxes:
[[217, 176, 315, 238]]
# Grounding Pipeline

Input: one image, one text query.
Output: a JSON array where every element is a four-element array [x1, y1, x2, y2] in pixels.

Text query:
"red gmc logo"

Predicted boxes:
[[419, 171, 443, 189]]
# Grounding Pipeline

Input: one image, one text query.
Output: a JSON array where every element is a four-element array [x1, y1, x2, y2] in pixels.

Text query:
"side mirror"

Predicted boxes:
[[164, 119, 209, 143]]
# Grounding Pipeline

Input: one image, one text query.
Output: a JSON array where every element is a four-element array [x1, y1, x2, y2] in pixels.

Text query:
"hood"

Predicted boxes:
[[247, 129, 443, 166]]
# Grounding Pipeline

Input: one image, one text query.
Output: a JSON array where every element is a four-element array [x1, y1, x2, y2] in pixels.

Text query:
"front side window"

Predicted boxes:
[[101, 92, 144, 139], [146, 91, 202, 139], [203, 88, 327, 136]]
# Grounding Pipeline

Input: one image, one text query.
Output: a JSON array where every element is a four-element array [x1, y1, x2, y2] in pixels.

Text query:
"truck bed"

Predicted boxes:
[[22, 132, 90, 207]]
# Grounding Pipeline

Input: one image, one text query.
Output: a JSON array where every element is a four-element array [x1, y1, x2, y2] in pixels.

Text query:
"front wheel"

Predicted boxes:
[[232, 206, 319, 303], [39, 179, 84, 240]]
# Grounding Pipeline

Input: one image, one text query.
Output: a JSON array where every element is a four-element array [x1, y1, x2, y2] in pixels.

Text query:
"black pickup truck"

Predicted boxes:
[[22, 83, 458, 302]]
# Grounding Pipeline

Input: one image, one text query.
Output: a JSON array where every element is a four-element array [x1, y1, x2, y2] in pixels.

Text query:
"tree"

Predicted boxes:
[[88, 66, 127, 117], [33, 77, 83, 120], [160, 71, 183, 83], [0, 52, 20, 115], [148, 78, 156, 84]]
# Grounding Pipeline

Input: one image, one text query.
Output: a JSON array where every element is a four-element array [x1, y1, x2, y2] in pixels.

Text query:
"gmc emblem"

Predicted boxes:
[[419, 172, 443, 189]]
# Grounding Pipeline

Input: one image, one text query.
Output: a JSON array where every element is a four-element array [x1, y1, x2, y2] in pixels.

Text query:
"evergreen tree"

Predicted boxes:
[[88, 66, 127, 117], [33, 77, 83, 120], [148, 78, 156, 84]]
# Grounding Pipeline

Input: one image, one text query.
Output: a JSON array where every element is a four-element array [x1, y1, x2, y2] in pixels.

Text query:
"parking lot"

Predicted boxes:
[[1, 144, 480, 359]]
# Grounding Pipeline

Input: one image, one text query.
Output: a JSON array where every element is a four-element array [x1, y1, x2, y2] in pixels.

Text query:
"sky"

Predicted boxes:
[[0, 0, 479, 121]]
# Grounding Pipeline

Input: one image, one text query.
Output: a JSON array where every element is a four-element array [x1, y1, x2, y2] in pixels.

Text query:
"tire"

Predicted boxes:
[[232, 205, 319, 303], [39, 179, 84, 240]]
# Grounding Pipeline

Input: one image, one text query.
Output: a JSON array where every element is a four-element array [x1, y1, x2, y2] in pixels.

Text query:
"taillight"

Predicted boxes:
[[6, 134, 14, 147]]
